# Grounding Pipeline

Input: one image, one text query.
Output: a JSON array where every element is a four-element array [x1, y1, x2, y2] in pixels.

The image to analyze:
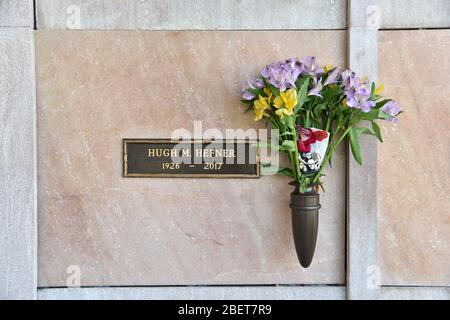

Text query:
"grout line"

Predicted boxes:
[[38, 284, 345, 290], [32, 28, 349, 32], [380, 27, 450, 31], [0, 26, 35, 29], [33, 0, 37, 30], [24, 27, 450, 32], [381, 284, 450, 289]]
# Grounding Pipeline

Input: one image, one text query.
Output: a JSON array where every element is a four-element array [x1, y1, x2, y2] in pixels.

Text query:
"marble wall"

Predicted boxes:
[[378, 30, 450, 286], [36, 31, 347, 286]]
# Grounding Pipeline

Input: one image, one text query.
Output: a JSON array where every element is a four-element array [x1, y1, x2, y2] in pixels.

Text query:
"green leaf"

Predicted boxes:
[[348, 127, 373, 165], [281, 140, 296, 152], [348, 127, 362, 165], [247, 87, 263, 96], [321, 85, 343, 103], [295, 77, 310, 113], [360, 109, 379, 121], [261, 165, 293, 177], [277, 167, 294, 177], [375, 99, 391, 110], [378, 109, 392, 120], [243, 104, 253, 113], [313, 103, 327, 118], [371, 121, 383, 142], [279, 131, 294, 137], [268, 84, 280, 96], [337, 111, 345, 128]]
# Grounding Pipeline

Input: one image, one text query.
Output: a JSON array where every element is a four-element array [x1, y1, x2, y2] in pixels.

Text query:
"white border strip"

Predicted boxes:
[[347, 0, 381, 301], [38, 286, 346, 300], [0, 26, 37, 300], [36, 0, 347, 30]]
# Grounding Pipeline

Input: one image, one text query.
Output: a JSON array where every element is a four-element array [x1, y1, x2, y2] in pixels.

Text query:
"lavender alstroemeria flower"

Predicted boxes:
[[254, 78, 265, 88], [242, 91, 255, 100], [241, 80, 255, 100], [308, 77, 323, 98], [301, 56, 324, 78], [323, 68, 340, 86], [241, 77, 264, 100], [341, 70, 360, 91], [286, 57, 305, 81], [346, 87, 375, 112], [382, 100, 402, 123], [261, 60, 299, 91]]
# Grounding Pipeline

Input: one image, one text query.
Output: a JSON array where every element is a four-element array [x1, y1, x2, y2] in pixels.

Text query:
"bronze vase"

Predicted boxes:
[[289, 184, 321, 268]]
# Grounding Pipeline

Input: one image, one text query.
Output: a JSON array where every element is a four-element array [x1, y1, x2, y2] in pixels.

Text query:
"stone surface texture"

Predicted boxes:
[[0, 0, 33, 27], [0, 28, 37, 299], [346, 25, 379, 300], [36, 0, 347, 30], [36, 31, 347, 287], [378, 30, 450, 286], [349, 0, 450, 29], [377, 0, 450, 28], [38, 286, 346, 300]]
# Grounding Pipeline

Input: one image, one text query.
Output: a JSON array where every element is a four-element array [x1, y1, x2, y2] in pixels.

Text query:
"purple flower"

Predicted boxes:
[[286, 57, 305, 81], [260, 60, 299, 91], [242, 91, 255, 100], [382, 100, 402, 123], [346, 87, 375, 112], [301, 56, 324, 78], [254, 78, 264, 88], [341, 70, 360, 91], [323, 68, 340, 86], [241, 77, 264, 100], [340, 69, 376, 112], [308, 77, 323, 98]]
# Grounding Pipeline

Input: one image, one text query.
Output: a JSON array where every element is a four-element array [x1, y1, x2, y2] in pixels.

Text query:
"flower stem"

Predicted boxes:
[[325, 111, 333, 132], [290, 126, 301, 182], [305, 110, 310, 128]]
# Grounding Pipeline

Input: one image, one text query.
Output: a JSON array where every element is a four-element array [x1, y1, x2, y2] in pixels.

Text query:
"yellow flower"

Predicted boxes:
[[341, 98, 347, 108], [374, 84, 384, 95], [253, 95, 270, 121], [283, 89, 297, 111], [263, 88, 273, 102], [274, 88, 297, 118], [275, 108, 293, 119], [324, 64, 333, 72], [274, 96, 283, 109]]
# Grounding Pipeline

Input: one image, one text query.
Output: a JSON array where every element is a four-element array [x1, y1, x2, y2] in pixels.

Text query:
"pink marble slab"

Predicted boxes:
[[36, 31, 346, 286], [378, 30, 450, 286]]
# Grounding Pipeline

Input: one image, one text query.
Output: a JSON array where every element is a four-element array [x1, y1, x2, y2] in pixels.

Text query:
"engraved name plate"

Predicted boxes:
[[123, 139, 259, 178]]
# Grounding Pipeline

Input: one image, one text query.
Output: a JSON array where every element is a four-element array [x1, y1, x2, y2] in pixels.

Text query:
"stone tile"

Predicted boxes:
[[349, 0, 450, 29], [377, 0, 450, 29], [347, 25, 379, 300], [0, 28, 36, 299], [36, 31, 346, 286], [36, 0, 347, 30], [378, 30, 450, 286]]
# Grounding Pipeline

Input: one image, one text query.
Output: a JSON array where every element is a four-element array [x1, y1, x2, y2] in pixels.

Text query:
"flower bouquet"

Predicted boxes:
[[241, 56, 401, 267]]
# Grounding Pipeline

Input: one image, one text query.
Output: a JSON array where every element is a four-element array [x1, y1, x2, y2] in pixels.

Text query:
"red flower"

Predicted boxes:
[[314, 130, 328, 142], [297, 128, 328, 154]]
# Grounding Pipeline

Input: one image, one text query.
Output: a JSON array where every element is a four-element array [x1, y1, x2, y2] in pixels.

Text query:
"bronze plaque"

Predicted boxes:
[[123, 139, 260, 178]]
